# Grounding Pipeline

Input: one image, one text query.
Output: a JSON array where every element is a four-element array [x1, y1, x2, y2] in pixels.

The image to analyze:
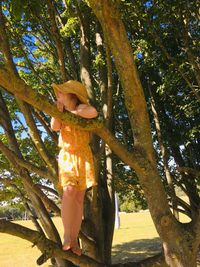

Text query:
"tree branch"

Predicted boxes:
[[180, 9, 200, 89], [46, 0, 69, 82], [0, 66, 102, 131], [0, 139, 60, 215], [17, 99, 58, 178], [177, 167, 200, 178], [36, 184, 59, 197], [0, 3, 18, 74], [0, 219, 166, 266], [32, 109, 58, 144], [0, 220, 104, 267], [0, 139, 55, 181], [55, 8, 79, 80], [0, 65, 159, 181], [75, 1, 94, 98], [12, 185, 46, 235], [144, 14, 200, 101], [87, 0, 155, 165]]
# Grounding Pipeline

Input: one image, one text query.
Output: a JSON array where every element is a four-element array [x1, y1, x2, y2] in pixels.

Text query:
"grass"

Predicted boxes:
[[112, 211, 161, 263], [0, 211, 190, 267]]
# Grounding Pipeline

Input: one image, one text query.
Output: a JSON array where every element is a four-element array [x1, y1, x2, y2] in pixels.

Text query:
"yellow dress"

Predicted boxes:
[[58, 124, 97, 191]]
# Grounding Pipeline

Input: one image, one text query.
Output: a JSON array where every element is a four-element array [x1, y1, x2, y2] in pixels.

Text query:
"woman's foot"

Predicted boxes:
[[63, 242, 81, 256], [71, 240, 82, 256], [71, 245, 82, 256], [62, 243, 71, 250], [62, 237, 71, 251]]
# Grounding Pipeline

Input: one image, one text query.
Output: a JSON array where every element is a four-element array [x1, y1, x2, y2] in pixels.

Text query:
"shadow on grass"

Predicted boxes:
[[112, 237, 162, 264]]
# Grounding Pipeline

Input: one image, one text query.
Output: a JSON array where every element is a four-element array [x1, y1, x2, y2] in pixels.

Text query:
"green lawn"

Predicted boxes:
[[112, 212, 161, 263], [0, 212, 189, 267]]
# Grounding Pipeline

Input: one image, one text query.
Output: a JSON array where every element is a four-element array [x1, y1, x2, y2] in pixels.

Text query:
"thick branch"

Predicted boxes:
[[0, 66, 167, 186], [0, 92, 21, 155], [0, 219, 166, 267], [0, 220, 103, 267], [0, 67, 102, 131], [0, 4, 18, 74], [87, 0, 155, 165], [0, 67, 147, 176]]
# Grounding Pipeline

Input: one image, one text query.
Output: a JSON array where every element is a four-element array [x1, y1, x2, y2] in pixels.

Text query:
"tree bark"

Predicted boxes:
[[148, 85, 179, 219], [0, 219, 103, 267], [86, 1, 200, 266], [76, 2, 94, 99], [47, 0, 69, 82], [17, 99, 58, 178], [101, 33, 115, 264]]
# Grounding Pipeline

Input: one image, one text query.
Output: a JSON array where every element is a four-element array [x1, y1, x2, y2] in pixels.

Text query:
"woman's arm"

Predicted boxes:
[[50, 101, 63, 131], [71, 104, 98, 119], [50, 117, 62, 131]]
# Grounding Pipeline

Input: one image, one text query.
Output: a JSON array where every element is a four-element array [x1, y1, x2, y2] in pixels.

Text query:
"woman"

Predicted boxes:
[[51, 80, 98, 256]]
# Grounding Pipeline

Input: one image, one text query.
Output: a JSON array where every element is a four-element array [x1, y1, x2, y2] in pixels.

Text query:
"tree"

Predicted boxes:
[[0, 1, 199, 267]]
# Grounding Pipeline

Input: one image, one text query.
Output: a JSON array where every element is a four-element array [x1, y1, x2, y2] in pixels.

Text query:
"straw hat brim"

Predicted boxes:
[[52, 81, 89, 104]]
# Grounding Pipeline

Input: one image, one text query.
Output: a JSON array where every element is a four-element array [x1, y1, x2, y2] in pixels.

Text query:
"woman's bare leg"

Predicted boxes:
[[71, 190, 85, 255], [61, 185, 77, 250]]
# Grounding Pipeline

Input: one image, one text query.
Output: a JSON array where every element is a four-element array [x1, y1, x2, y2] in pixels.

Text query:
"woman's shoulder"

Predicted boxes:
[[60, 124, 71, 131]]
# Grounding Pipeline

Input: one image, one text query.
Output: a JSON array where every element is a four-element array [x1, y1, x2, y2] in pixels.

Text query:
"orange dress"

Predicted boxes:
[[58, 124, 97, 191]]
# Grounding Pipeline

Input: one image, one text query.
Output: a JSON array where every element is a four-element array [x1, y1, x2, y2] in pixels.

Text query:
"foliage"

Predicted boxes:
[[119, 194, 147, 213], [0, 204, 25, 220]]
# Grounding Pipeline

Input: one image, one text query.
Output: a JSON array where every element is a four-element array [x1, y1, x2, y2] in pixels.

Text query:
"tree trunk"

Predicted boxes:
[[87, 1, 200, 266], [102, 145, 115, 264], [148, 86, 179, 219]]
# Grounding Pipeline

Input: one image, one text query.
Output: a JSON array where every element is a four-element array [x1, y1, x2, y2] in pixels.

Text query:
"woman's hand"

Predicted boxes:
[[50, 101, 63, 131], [71, 104, 98, 119]]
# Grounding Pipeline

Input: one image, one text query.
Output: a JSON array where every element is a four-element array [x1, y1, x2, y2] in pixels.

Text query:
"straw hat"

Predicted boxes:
[[52, 80, 89, 104]]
